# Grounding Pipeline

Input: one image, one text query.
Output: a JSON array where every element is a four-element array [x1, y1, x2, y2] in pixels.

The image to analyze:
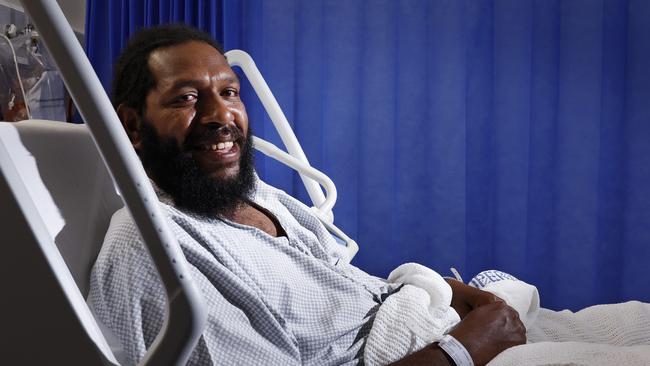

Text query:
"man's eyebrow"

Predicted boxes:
[[222, 75, 240, 84], [169, 79, 202, 90], [168, 75, 240, 91]]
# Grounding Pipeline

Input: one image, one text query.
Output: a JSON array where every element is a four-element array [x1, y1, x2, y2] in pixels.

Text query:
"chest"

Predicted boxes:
[[229, 203, 287, 237]]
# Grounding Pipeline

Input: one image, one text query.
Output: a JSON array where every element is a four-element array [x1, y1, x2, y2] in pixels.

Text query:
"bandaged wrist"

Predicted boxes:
[[437, 334, 474, 366]]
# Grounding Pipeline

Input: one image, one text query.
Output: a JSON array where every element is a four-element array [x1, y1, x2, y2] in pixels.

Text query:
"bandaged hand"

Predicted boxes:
[[446, 278, 502, 319]]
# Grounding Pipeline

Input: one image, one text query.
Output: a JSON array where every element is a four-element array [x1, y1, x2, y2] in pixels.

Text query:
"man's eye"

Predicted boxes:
[[177, 94, 197, 103], [222, 89, 239, 97]]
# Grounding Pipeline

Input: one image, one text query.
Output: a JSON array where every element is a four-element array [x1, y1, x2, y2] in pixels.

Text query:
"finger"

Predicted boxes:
[[484, 300, 507, 310], [490, 293, 505, 303], [499, 301, 520, 314], [475, 291, 502, 307], [488, 290, 507, 303], [515, 316, 526, 333]]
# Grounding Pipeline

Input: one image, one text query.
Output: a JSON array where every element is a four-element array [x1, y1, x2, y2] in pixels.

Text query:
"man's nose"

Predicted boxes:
[[199, 94, 234, 126]]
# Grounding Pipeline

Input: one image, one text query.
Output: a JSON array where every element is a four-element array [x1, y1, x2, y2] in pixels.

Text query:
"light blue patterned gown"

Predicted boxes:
[[89, 178, 399, 365]]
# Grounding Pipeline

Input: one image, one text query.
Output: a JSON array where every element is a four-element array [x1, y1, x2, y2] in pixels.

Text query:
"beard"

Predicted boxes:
[[137, 121, 256, 217]]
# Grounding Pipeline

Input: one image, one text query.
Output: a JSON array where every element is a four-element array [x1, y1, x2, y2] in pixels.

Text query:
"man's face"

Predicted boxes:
[[125, 40, 255, 215], [143, 40, 249, 181]]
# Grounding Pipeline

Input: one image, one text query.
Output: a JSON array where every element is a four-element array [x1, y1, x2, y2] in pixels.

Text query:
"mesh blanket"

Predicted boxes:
[[489, 301, 650, 366]]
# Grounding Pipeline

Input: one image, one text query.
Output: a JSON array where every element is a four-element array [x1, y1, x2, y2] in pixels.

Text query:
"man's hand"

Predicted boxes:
[[449, 301, 526, 366], [446, 278, 501, 319], [388, 300, 526, 366]]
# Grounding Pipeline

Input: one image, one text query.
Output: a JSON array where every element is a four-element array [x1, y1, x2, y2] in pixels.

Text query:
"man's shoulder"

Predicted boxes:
[[94, 206, 153, 273], [102, 206, 142, 247], [253, 178, 310, 210], [91, 206, 164, 304], [102, 202, 184, 244]]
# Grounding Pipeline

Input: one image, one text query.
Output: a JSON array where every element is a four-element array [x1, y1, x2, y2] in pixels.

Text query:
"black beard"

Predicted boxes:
[[138, 122, 256, 217]]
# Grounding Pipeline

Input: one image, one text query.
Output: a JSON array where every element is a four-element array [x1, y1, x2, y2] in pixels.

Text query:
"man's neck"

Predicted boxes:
[[224, 201, 287, 238]]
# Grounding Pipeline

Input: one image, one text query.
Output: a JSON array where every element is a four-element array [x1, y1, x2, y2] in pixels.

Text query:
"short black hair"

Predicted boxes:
[[111, 24, 224, 114]]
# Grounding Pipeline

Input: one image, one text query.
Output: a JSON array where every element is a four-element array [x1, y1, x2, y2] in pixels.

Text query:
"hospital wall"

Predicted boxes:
[[84, 0, 650, 311]]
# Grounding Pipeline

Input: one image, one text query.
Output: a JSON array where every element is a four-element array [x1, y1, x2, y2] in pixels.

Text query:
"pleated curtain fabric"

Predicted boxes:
[[85, 0, 650, 311]]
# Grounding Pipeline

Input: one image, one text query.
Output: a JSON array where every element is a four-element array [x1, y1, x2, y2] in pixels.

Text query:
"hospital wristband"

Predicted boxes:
[[437, 334, 474, 366]]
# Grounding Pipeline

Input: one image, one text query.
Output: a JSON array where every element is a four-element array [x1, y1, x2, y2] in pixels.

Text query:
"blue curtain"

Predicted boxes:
[[86, 0, 650, 311]]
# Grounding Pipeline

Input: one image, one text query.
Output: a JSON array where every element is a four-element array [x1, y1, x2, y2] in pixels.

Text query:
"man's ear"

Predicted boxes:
[[117, 104, 143, 151]]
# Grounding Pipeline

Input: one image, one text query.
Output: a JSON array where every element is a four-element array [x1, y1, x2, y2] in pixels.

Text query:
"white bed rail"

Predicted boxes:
[[252, 136, 359, 261], [22, 2, 206, 366], [230, 51, 359, 260], [20, 3, 357, 365], [226, 50, 331, 219], [252, 136, 336, 216]]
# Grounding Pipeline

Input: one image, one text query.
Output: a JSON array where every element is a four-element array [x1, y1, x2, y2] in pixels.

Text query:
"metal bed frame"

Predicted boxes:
[[0, 1, 357, 364]]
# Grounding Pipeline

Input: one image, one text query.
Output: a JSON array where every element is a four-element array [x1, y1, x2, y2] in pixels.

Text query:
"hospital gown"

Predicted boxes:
[[89, 178, 399, 366]]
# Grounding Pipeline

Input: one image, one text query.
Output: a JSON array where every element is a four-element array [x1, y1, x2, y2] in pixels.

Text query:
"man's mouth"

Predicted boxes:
[[186, 126, 245, 169], [191, 137, 242, 167], [198, 141, 235, 152]]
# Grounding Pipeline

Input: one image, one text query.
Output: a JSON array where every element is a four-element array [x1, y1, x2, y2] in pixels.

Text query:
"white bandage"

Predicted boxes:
[[469, 270, 540, 329], [438, 334, 474, 366]]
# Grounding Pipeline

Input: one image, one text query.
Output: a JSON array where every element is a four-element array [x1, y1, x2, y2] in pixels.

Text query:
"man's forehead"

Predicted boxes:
[[147, 41, 235, 81]]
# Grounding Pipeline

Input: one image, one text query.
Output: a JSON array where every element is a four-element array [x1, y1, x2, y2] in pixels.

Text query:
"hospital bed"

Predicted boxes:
[[0, 1, 356, 365]]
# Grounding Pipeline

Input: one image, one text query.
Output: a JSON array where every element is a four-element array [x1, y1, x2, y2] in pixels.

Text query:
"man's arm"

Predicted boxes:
[[390, 301, 526, 366], [446, 278, 502, 319], [389, 343, 455, 366]]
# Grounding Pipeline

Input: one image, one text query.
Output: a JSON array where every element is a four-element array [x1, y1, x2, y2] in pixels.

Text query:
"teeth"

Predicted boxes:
[[206, 141, 234, 151]]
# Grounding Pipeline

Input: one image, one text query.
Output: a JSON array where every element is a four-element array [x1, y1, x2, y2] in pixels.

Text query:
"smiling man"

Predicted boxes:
[[89, 25, 524, 366], [116, 33, 273, 229]]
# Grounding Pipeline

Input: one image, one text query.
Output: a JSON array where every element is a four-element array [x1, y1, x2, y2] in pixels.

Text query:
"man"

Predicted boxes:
[[90, 24, 525, 366]]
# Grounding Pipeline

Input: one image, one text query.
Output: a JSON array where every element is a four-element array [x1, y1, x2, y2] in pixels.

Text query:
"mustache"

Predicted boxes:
[[184, 124, 246, 150]]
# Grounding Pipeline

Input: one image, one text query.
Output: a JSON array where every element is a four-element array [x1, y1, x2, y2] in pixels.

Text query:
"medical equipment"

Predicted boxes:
[[0, 23, 67, 121], [1, 0, 356, 364]]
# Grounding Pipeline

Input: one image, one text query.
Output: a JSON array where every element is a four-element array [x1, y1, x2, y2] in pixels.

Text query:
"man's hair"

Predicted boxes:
[[111, 24, 225, 114]]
